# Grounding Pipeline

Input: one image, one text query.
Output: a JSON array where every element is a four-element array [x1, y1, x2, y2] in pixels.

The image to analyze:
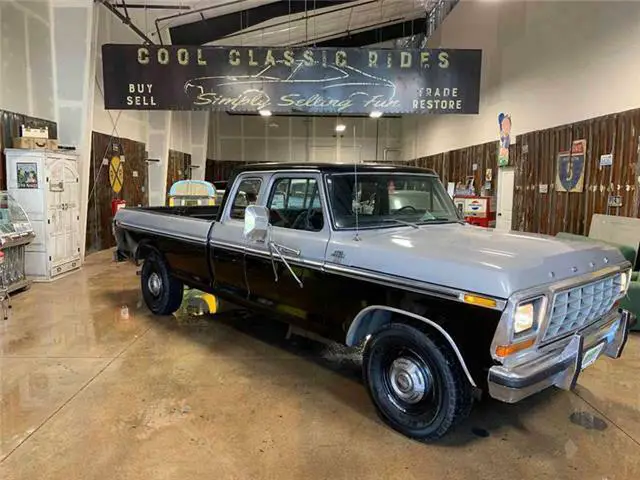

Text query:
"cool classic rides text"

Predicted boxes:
[[136, 47, 451, 70]]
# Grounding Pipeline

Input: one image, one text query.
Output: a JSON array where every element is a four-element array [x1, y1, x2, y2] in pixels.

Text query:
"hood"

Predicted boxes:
[[329, 224, 628, 299]]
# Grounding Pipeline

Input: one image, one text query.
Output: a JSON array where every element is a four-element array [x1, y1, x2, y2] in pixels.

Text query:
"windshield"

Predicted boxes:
[[326, 173, 460, 229]]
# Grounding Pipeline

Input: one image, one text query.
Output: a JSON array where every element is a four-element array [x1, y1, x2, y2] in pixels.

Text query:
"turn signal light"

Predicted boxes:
[[495, 338, 535, 358], [462, 294, 497, 309]]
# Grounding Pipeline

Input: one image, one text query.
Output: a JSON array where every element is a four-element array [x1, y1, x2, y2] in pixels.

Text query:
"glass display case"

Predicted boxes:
[[0, 191, 35, 292]]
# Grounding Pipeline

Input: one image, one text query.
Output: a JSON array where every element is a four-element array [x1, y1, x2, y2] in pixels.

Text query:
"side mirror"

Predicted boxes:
[[243, 205, 269, 241]]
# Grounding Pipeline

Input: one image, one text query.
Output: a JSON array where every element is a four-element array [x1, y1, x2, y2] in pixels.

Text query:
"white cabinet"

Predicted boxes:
[[5, 149, 81, 281]]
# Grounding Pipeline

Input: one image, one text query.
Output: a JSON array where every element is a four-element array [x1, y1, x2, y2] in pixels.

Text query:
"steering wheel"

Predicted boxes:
[[291, 209, 312, 231], [394, 205, 417, 215]]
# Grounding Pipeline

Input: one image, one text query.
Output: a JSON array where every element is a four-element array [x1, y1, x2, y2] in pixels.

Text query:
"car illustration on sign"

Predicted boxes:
[[183, 59, 398, 112]]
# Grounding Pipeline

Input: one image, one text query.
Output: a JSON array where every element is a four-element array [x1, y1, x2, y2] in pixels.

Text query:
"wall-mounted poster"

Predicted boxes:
[[17, 162, 38, 189], [556, 139, 586, 193], [485, 168, 493, 182], [498, 113, 511, 167], [600, 153, 613, 167]]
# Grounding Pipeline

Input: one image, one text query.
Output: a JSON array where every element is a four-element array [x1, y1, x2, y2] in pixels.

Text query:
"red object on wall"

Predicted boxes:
[[453, 195, 496, 228], [111, 199, 126, 216]]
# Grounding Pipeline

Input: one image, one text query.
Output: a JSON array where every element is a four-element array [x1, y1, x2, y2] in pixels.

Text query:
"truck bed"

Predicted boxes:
[[114, 205, 217, 288], [114, 206, 216, 255]]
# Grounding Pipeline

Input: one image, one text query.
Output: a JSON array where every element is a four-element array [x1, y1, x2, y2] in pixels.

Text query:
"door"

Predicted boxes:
[[244, 174, 330, 328], [496, 167, 515, 230], [210, 174, 265, 298], [62, 159, 80, 261], [46, 157, 66, 267]]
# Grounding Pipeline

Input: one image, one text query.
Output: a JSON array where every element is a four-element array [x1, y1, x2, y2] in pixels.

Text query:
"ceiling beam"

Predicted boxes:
[[97, 0, 155, 44], [169, 0, 356, 46], [311, 17, 427, 47], [113, 3, 191, 10]]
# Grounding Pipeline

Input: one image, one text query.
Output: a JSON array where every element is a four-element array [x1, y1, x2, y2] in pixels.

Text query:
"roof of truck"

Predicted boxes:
[[233, 162, 436, 175]]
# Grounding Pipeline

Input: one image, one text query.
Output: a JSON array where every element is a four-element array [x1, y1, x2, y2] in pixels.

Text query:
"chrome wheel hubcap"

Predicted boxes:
[[388, 357, 431, 404], [148, 272, 162, 296]]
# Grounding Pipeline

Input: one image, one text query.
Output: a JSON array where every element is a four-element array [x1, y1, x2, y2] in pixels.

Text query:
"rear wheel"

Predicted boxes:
[[141, 253, 184, 315], [363, 323, 473, 441]]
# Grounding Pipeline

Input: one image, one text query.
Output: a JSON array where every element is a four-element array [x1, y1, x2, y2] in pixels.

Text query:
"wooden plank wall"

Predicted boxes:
[[513, 108, 640, 236], [86, 132, 148, 253], [166, 150, 192, 194], [410, 140, 499, 194], [0, 109, 57, 188]]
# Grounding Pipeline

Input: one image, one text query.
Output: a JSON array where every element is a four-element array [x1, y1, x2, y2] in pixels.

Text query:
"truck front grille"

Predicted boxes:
[[542, 273, 622, 343]]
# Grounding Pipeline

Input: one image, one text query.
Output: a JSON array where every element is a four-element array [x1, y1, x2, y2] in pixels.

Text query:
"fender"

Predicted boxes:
[[346, 305, 477, 388]]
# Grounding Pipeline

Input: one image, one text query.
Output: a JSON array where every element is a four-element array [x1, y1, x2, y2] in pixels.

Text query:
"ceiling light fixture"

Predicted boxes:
[[370, 111, 383, 119], [335, 124, 346, 132], [259, 109, 272, 117]]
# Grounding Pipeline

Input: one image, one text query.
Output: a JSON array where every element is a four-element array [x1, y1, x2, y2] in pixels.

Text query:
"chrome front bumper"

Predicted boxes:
[[488, 309, 631, 403]]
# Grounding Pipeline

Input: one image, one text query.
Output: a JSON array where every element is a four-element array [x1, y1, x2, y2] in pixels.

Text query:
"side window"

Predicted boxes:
[[267, 177, 324, 232], [229, 178, 261, 220]]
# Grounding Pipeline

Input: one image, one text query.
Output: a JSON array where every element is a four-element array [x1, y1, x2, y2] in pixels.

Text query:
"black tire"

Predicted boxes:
[[141, 253, 184, 315], [363, 323, 473, 441]]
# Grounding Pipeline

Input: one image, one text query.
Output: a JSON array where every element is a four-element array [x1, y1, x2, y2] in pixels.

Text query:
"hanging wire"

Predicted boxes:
[[378, 0, 382, 45], [91, 72, 143, 208], [288, 0, 292, 45], [313, 0, 317, 46], [241, 0, 246, 47], [305, 0, 308, 44], [89, 75, 125, 202], [154, 0, 247, 44]]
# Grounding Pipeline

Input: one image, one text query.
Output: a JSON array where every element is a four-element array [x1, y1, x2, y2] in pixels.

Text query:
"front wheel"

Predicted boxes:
[[141, 253, 184, 315], [363, 323, 473, 441]]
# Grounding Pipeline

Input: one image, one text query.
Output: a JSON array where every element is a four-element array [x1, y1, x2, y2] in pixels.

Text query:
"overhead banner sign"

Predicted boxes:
[[101, 45, 482, 115]]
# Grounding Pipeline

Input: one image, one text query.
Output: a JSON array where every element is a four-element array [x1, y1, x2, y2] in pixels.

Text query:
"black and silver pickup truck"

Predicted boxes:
[[114, 163, 632, 441]]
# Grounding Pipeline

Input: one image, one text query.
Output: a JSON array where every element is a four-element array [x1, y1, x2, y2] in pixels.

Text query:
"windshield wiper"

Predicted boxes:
[[419, 216, 464, 224], [382, 218, 420, 229]]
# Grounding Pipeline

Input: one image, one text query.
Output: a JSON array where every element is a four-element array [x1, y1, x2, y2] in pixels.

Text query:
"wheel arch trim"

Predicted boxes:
[[346, 305, 477, 388], [134, 238, 162, 263]]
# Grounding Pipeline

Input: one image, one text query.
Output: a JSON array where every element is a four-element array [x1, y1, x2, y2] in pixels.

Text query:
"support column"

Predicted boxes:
[[51, 0, 96, 261], [189, 111, 209, 181], [147, 112, 172, 206]]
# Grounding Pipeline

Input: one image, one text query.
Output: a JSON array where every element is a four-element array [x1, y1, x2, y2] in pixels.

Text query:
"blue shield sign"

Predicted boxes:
[[556, 140, 586, 192]]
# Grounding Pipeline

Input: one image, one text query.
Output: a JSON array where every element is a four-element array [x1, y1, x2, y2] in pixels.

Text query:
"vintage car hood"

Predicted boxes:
[[327, 224, 628, 299]]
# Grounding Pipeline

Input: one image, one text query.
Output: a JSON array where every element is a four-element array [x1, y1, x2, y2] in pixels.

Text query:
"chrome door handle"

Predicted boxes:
[[272, 243, 300, 257]]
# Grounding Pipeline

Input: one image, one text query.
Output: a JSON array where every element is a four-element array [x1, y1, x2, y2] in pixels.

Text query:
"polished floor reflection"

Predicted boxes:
[[1, 250, 640, 479]]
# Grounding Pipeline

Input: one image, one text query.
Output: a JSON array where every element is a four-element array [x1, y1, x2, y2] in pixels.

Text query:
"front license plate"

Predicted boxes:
[[582, 342, 605, 370]]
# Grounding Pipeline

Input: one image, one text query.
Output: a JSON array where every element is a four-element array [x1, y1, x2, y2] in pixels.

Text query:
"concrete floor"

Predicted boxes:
[[1, 250, 640, 479]]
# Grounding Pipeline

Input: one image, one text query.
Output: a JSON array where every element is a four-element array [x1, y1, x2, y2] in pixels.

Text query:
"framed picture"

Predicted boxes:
[[464, 176, 475, 193], [17, 162, 39, 189]]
